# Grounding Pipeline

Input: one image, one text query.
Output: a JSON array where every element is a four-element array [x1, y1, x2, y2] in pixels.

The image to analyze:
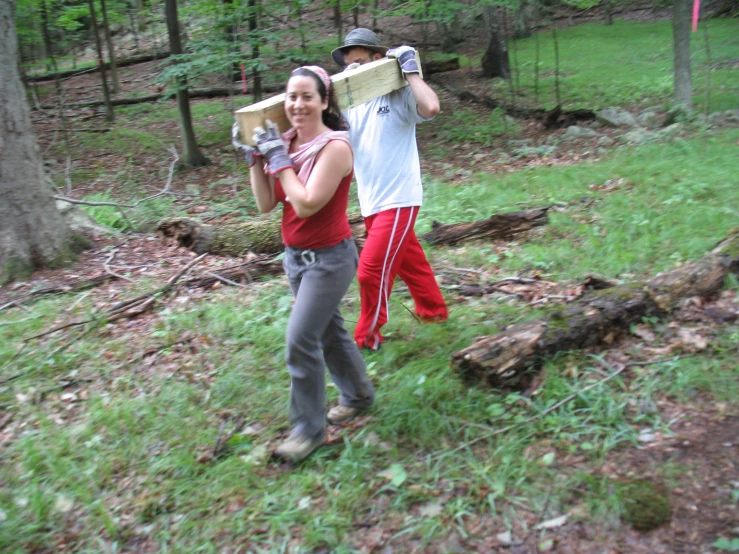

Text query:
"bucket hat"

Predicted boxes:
[[331, 28, 389, 67]]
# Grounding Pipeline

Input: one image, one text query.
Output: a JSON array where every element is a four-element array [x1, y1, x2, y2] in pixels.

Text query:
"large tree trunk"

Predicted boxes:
[[0, 0, 88, 284], [421, 208, 549, 246], [673, 0, 692, 110], [452, 233, 739, 389], [481, 6, 510, 79], [164, 0, 209, 168]]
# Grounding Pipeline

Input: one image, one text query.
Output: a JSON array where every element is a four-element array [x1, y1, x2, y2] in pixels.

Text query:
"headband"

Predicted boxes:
[[294, 65, 332, 92]]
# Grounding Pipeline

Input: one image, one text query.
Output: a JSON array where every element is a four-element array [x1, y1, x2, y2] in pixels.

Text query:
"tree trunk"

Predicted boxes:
[[88, 0, 114, 122], [514, 0, 532, 38], [164, 0, 210, 168], [135, 0, 147, 32], [673, 0, 692, 110], [100, 0, 120, 93], [420, 208, 549, 246], [157, 214, 367, 256], [248, 0, 262, 101], [0, 0, 88, 284], [334, 0, 343, 46], [604, 0, 614, 25], [451, 233, 739, 389], [481, 6, 510, 79]]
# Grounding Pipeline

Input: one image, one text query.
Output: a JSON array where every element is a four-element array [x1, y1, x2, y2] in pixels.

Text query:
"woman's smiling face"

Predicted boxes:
[[285, 75, 328, 129]]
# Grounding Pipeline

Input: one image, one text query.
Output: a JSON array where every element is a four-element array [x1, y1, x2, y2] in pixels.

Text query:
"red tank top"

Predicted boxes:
[[274, 171, 354, 249]]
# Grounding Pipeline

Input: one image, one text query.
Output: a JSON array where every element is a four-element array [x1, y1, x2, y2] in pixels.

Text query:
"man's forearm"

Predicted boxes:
[[406, 73, 440, 118]]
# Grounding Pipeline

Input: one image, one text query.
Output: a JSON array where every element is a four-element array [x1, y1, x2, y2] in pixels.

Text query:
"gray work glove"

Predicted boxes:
[[344, 62, 361, 72], [388, 45, 420, 75], [252, 120, 294, 175], [231, 122, 260, 167]]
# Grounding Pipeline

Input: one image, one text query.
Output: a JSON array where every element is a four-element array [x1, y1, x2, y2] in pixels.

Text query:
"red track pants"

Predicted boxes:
[[354, 207, 448, 349]]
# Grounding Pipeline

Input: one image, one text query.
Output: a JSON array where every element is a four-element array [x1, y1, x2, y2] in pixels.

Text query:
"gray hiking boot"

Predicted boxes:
[[273, 431, 325, 462], [327, 405, 361, 425]]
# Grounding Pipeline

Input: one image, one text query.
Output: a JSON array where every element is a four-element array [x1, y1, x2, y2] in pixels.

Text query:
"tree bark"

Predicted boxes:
[[248, 0, 262, 101], [673, 0, 692, 110], [157, 214, 367, 256], [164, 0, 209, 168], [451, 233, 739, 389], [0, 0, 87, 284], [88, 0, 114, 122], [482, 6, 510, 79], [420, 208, 549, 246]]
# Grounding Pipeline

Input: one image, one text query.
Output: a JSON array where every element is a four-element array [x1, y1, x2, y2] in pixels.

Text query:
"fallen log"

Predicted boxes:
[[27, 50, 171, 83], [421, 207, 549, 246], [157, 213, 367, 257], [452, 232, 739, 389]]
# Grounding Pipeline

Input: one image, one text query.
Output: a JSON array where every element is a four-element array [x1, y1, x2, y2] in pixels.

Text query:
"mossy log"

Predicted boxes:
[[452, 232, 739, 389], [421, 208, 550, 246], [157, 214, 367, 257]]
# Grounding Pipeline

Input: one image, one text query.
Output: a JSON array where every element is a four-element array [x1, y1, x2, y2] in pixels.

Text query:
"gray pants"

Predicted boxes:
[[283, 238, 375, 438]]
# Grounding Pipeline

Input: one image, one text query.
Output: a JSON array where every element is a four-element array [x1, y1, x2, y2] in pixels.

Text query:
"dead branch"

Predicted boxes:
[[54, 146, 179, 209]]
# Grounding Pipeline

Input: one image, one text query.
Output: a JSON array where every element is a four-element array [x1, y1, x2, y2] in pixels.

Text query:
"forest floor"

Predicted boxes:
[[3, 8, 739, 554]]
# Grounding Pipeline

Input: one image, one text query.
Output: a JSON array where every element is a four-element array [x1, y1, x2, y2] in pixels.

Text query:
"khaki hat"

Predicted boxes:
[[331, 28, 389, 67]]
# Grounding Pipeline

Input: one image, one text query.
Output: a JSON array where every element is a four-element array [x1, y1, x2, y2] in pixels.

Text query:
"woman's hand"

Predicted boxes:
[[253, 120, 294, 174]]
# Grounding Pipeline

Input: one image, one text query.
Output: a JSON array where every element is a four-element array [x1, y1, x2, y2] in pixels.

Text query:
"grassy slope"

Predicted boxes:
[[2, 18, 739, 553], [486, 19, 739, 111]]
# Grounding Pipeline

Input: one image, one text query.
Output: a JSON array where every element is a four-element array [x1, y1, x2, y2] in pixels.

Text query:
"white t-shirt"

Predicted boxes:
[[345, 87, 433, 217]]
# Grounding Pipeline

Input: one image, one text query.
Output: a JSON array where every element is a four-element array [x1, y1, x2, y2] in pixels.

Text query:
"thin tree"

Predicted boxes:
[[164, 0, 210, 168], [100, 0, 120, 93], [248, 0, 262, 101], [552, 26, 561, 106], [333, 0, 343, 46], [1, 0, 86, 284], [673, 0, 692, 110], [88, 0, 114, 122]]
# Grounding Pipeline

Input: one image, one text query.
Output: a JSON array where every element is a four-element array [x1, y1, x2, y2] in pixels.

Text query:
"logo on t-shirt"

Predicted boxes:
[[377, 105, 390, 116]]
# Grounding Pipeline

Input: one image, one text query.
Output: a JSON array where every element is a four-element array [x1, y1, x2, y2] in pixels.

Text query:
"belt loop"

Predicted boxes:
[[301, 250, 316, 265]]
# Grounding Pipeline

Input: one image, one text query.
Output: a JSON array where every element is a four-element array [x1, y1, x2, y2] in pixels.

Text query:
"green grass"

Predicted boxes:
[[420, 128, 739, 281], [4, 18, 739, 552], [487, 19, 739, 111], [2, 130, 738, 551]]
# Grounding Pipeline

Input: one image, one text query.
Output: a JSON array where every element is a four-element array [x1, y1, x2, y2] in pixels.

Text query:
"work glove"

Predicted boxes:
[[231, 122, 260, 167], [253, 120, 294, 175], [344, 62, 361, 72], [388, 45, 420, 75]]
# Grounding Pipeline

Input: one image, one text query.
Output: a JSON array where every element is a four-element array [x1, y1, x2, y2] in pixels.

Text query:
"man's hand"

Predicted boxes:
[[388, 45, 420, 75], [344, 62, 361, 72], [253, 120, 293, 175], [231, 122, 260, 167]]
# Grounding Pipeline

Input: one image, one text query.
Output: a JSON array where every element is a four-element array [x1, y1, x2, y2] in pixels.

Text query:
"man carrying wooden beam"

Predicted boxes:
[[331, 28, 449, 352]]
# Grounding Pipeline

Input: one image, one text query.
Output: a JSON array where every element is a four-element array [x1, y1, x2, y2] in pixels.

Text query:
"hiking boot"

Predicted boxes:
[[273, 431, 325, 462], [327, 405, 361, 425]]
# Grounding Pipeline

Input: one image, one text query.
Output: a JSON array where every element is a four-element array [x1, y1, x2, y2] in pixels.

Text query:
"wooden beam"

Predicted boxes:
[[234, 54, 422, 145]]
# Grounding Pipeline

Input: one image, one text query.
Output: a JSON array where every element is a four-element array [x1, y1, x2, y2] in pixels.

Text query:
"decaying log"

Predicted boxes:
[[27, 50, 171, 83], [157, 217, 283, 256], [452, 232, 739, 389], [157, 214, 367, 257], [421, 208, 549, 246]]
